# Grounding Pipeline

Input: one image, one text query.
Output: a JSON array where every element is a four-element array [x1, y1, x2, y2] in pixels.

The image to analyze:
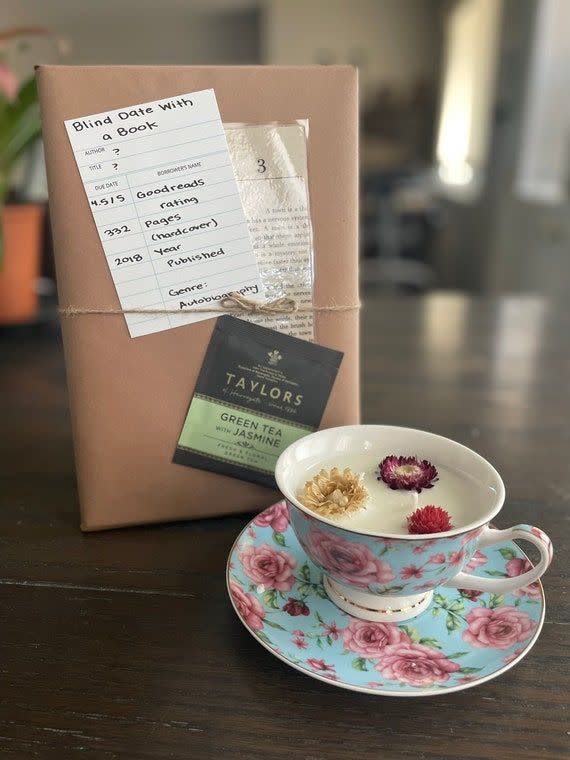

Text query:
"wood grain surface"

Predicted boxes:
[[0, 291, 568, 760]]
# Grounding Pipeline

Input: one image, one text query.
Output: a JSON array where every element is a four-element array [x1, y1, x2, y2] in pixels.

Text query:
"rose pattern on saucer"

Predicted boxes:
[[228, 503, 544, 696]]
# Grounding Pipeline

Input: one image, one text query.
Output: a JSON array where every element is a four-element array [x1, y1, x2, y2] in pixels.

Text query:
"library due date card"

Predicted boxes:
[[64, 89, 263, 338]]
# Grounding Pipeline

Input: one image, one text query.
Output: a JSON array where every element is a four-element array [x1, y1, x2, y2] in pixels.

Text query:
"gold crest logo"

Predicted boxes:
[[267, 349, 282, 366]]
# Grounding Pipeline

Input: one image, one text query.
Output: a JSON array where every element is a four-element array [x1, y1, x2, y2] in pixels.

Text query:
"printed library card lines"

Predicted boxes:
[[65, 89, 263, 338]]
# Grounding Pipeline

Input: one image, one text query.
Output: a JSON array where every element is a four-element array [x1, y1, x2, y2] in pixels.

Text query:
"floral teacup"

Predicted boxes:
[[275, 425, 553, 622]]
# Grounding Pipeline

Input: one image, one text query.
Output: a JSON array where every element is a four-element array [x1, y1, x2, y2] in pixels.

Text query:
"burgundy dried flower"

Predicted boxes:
[[407, 505, 453, 534], [378, 455, 438, 493], [283, 598, 310, 617]]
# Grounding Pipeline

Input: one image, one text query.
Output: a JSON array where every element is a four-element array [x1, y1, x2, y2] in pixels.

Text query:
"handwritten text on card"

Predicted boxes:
[[65, 90, 263, 338]]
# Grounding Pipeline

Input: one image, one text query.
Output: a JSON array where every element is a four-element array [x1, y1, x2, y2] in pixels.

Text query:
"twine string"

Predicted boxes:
[[58, 292, 360, 317]]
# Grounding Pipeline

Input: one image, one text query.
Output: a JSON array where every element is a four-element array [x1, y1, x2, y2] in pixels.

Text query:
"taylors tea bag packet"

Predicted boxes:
[[173, 316, 343, 487], [38, 65, 359, 530]]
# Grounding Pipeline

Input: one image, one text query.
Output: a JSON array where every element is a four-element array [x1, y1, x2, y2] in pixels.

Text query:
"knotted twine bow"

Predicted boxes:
[[58, 292, 360, 317]]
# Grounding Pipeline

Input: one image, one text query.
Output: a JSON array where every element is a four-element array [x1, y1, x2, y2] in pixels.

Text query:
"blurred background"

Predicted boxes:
[[1, 0, 570, 328]]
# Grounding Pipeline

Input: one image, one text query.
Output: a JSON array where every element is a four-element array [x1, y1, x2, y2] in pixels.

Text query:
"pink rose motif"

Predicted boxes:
[[413, 545, 426, 555], [323, 622, 341, 640], [462, 606, 537, 650], [459, 589, 483, 601], [293, 636, 308, 650], [283, 598, 310, 616], [239, 543, 296, 591], [506, 558, 541, 598], [254, 502, 290, 533], [342, 620, 410, 658], [461, 527, 483, 545], [449, 550, 465, 567], [306, 528, 395, 588], [414, 580, 437, 591], [375, 642, 460, 687], [400, 564, 423, 580], [464, 550, 487, 572], [306, 658, 336, 673], [429, 553, 446, 564], [229, 580, 265, 630]]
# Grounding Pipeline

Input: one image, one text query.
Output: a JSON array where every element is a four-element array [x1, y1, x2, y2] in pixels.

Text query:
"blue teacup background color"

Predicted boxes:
[[288, 502, 483, 596]]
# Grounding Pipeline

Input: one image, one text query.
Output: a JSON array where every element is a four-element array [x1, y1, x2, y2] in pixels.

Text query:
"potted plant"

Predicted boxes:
[[0, 30, 44, 324]]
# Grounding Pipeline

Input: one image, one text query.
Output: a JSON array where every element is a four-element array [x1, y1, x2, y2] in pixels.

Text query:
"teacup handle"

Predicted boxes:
[[444, 524, 553, 593]]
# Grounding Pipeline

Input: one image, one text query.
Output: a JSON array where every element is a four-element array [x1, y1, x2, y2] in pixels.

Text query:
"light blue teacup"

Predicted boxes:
[[275, 425, 552, 622]]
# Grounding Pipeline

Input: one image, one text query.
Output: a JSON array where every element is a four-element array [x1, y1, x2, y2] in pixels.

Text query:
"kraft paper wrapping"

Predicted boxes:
[[37, 65, 360, 531]]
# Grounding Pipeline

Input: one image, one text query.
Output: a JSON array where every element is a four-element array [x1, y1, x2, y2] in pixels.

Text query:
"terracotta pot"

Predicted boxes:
[[0, 204, 44, 324]]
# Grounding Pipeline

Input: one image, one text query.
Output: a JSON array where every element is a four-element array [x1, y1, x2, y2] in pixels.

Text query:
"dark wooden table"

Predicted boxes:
[[1, 292, 568, 760]]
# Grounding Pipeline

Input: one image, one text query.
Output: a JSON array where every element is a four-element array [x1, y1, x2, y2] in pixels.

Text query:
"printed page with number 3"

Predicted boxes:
[[65, 89, 263, 338]]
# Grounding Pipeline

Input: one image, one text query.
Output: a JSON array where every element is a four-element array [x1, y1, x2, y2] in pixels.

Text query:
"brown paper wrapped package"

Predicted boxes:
[[37, 65, 360, 531]]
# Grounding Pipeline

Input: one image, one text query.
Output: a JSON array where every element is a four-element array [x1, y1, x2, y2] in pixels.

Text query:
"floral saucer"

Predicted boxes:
[[227, 502, 545, 697]]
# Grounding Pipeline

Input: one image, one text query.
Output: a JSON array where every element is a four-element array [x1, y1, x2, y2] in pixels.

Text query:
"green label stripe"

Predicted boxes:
[[193, 392, 312, 431], [178, 395, 311, 474]]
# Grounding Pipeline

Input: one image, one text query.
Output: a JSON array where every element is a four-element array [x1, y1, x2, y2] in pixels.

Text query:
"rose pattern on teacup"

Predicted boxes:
[[228, 505, 544, 694], [289, 505, 484, 595], [305, 527, 395, 588]]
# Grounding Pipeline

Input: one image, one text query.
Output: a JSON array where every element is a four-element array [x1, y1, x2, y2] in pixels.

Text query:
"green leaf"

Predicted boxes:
[[400, 625, 421, 643], [514, 598, 521, 606], [526, 600, 540, 605], [297, 582, 312, 596], [351, 657, 369, 672], [273, 532, 286, 547], [255, 631, 272, 645], [316, 637, 324, 649], [434, 593, 448, 607], [315, 610, 325, 624], [485, 569, 508, 577], [446, 613, 461, 632], [0, 77, 41, 173], [432, 607, 441, 617], [448, 599, 465, 613], [315, 585, 328, 599], [499, 547, 517, 561], [458, 666, 483, 674], [264, 619, 286, 631], [447, 651, 469, 659], [419, 637, 442, 649], [489, 594, 505, 609], [262, 589, 280, 609], [300, 563, 311, 581], [326, 635, 333, 646]]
